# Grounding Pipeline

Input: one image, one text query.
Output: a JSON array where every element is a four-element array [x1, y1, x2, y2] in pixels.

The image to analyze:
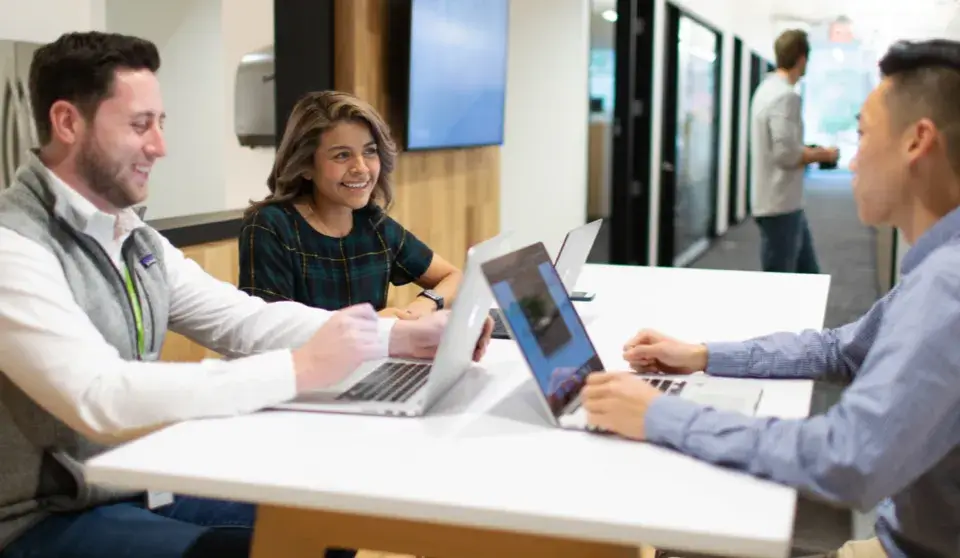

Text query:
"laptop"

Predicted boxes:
[[490, 218, 603, 339], [272, 231, 514, 417], [479, 242, 764, 431]]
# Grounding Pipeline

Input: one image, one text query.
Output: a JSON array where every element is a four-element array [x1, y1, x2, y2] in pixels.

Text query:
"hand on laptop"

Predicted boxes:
[[389, 310, 449, 359], [582, 372, 662, 440], [622, 329, 708, 374], [388, 311, 494, 362], [292, 303, 385, 391], [475, 315, 494, 361]]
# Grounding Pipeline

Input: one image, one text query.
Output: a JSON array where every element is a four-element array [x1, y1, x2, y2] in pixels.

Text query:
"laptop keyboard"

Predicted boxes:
[[489, 309, 512, 339], [336, 362, 432, 403], [642, 377, 686, 395]]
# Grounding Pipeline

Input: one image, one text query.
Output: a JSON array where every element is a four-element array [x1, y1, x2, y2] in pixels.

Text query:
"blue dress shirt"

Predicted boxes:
[[644, 208, 960, 558]]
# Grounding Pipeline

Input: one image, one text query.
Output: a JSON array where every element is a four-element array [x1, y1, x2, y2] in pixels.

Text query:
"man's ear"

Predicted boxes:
[[48, 100, 85, 146]]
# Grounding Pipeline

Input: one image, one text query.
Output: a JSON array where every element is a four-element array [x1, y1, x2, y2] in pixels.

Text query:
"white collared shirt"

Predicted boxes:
[[49, 174, 143, 269], [0, 168, 394, 444]]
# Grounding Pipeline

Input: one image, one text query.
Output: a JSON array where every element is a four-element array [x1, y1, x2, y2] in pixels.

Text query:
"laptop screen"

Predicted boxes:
[[481, 243, 604, 417]]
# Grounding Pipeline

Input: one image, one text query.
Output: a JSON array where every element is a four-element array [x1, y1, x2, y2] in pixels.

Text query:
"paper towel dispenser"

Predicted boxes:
[[234, 45, 275, 148]]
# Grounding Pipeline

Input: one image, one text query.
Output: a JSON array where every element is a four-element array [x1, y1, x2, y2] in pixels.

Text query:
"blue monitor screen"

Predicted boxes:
[[406, 0, 509, 150]]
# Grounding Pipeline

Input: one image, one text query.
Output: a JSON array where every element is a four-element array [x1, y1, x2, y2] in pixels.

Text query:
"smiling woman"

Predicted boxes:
[[238, 91, 463, 318]]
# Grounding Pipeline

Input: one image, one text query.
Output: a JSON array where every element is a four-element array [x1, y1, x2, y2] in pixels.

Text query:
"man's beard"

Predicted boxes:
[[77, 136, 138, 209]]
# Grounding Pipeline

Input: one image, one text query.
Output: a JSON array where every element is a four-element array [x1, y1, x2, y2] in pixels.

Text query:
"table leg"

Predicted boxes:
[[251, 504, 657, 558]]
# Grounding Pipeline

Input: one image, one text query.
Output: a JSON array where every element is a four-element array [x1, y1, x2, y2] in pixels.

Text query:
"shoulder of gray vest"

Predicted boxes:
[[0, 157, 168, 267]]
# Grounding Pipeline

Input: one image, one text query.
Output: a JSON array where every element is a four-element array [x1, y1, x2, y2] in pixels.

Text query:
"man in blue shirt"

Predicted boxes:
[[582, 39, 960, 558]]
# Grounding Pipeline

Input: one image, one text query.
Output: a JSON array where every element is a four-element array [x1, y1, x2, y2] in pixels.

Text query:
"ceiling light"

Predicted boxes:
[[602, 10, 618, 22]]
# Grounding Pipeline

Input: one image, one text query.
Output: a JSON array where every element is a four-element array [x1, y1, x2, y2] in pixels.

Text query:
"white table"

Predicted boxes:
[[85, 264, 831, 558]]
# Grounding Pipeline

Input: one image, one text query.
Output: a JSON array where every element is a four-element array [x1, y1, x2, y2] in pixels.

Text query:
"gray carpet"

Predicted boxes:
[[692, 169, 878, 329]]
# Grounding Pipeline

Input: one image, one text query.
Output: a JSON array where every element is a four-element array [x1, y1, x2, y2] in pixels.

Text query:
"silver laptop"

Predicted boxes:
[[490, 218, 602, 339], [479, 242, 763, 431], [273, 231, 514, 417], [554, 217, 603, 299]]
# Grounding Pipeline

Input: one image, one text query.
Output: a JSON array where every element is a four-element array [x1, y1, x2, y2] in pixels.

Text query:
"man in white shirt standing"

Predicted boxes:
[[0, 31, 487, 558], [749, 29, 839, 273]]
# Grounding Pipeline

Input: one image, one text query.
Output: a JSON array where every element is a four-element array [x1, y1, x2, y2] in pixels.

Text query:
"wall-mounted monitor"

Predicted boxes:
[[388, 0, 509, 151]]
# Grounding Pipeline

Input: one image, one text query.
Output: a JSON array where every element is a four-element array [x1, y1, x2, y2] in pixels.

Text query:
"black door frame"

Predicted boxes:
[[727, 37, 743, 227], [609, 0, 656, 266], [273, 0, 336, 142], [657, 4, 724, 267]]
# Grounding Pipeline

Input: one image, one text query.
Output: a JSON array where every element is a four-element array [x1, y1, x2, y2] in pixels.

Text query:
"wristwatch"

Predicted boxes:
[[417, 289, 444, 310]]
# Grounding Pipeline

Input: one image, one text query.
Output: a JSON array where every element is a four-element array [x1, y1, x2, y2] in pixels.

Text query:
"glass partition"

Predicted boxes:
[[671, 14, 720, 264]]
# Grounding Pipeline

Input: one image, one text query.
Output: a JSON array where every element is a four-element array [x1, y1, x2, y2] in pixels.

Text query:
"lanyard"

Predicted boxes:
[[122, 265, 145, 358]]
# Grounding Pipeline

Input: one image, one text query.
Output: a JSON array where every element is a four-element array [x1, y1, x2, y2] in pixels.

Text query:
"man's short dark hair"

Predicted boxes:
[[29, 31, 161, 145], [774, 30, 810, 70], [880, 39, 960, 174]]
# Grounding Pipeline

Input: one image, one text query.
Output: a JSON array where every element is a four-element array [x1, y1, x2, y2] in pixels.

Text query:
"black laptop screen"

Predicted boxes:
[[482, 243, 604, 417]]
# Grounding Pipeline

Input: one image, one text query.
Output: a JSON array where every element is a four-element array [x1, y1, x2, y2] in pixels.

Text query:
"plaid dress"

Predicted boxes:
[[238, 203, 434, 311]]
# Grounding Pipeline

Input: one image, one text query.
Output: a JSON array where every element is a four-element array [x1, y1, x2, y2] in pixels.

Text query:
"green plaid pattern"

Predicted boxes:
[[239, 203, 433, 311]]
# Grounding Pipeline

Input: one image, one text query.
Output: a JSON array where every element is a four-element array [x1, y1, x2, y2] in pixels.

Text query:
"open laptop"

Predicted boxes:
[[479, 242, 764, 431], [490, 218, 603, 339], [272, 231, 513, 417]]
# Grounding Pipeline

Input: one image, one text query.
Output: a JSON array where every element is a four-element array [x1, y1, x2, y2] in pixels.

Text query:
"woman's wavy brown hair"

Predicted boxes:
[[244, 90, 397, 220]]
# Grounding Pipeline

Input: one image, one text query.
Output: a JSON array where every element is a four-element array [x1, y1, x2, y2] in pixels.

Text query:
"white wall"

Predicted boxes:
[[0, 0, 105, 41], [221, 1, 275, 210], [646, 0, 669, 262], [674, 0, 775, 60], [105, 0, 274, 220], [2, 0, 269, 221], [715, 31, 735, 236], [107, 0, 227, 220], [501, 0, 590, 258]]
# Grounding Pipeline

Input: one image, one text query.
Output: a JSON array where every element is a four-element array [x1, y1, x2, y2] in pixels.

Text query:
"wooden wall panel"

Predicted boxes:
[[159, 239, 239, 362], [387, 147, 500, 307], [333, 0, 501, 308], [587, 120, 611, 219]]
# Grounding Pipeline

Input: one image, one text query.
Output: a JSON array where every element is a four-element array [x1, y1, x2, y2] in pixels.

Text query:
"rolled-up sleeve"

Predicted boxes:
[[767, 92, 804, 168]]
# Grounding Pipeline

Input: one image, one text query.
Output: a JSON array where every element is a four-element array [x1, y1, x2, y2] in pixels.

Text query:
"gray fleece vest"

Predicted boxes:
[[0, 154, 171, 549]]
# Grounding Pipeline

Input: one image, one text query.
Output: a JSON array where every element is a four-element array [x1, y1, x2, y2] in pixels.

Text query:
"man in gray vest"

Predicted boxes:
[[0, 31, 488, 558], [749, 29, 839, 273]]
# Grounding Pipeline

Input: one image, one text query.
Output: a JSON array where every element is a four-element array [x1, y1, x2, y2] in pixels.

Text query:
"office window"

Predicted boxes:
[[589, 48, 616, 117], [800, 23, 876, 169]]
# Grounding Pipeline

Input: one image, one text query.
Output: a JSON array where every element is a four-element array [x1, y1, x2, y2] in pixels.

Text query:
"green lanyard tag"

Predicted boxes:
[[123, 265, 145, 357]]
